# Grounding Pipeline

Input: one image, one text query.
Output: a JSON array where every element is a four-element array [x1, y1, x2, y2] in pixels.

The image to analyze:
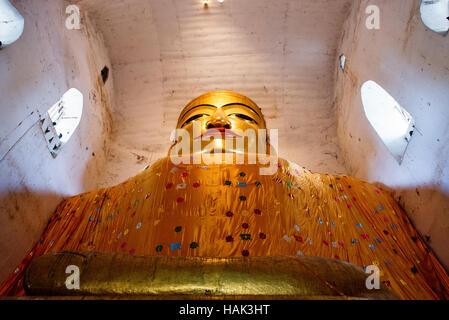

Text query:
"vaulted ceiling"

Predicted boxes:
[[76, 0, 352, 186]]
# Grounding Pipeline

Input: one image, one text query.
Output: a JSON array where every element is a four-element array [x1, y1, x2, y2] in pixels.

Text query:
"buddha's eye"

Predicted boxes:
[[229, 113, 257, 124], [181, 114, 209, 127]]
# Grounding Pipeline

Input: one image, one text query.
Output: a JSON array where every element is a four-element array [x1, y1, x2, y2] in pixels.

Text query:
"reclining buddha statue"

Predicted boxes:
[[1, 91, 448, 300]]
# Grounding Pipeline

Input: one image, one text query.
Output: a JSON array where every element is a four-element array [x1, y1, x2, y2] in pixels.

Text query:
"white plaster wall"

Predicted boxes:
[[334, 0, 449, 269], [76, 0, 352, 187], [0, 0, 115, 283]]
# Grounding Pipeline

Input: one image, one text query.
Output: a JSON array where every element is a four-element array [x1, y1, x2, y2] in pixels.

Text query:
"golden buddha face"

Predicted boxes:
[[169, 91, 277, 170], [177, 90, 266, 138]]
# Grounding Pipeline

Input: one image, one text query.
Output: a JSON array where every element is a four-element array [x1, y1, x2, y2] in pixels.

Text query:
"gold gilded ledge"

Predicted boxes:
[[24, 251, 397, 300]]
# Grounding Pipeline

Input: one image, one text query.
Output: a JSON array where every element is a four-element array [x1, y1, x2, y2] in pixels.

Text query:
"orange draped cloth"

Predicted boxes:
[[1, 157, 448, 299]]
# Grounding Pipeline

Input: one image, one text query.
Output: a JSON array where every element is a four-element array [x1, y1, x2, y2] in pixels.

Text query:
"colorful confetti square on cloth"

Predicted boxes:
[[190, 242, 199, 249], [240, 234, 251, 241]]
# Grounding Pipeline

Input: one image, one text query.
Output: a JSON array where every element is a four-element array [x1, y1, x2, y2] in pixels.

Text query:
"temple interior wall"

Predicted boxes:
[[334, 0, 449, 269], [0, 0, 115, 283]]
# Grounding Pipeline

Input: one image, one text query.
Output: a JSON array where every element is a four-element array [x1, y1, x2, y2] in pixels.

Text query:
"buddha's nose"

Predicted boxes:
[[206, 108, 231, 129]]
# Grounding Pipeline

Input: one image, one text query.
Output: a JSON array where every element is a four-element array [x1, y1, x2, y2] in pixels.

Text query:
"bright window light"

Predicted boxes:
[[339, 54, 346, 70], [361, 81, 415, 164], [420, 0, 449, 34], [0, 0, 24, 47], [48, 88, 83, 145]]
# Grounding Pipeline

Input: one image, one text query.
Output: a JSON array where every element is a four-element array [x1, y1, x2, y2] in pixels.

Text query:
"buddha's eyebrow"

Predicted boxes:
[[221, 103, 261, 118], [180, 104, 217, 120], [180, 103, 261, 120]]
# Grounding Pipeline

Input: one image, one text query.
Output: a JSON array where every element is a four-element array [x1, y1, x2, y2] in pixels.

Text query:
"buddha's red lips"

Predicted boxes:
[[195, 128, 242, 139]]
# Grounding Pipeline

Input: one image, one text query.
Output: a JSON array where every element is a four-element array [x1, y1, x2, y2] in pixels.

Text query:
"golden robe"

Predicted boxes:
[[1, 157, 448, 299]]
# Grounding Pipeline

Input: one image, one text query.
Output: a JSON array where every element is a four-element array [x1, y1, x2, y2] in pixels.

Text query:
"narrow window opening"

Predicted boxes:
[[101, 66, 109, 84], [0, 0, 25, 48], [420, 0, 449, 35], [361, 81, 415, 164], [48, 88, 83, 145], [339, 54, 346, 70], [41, 88, 83, 157]]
